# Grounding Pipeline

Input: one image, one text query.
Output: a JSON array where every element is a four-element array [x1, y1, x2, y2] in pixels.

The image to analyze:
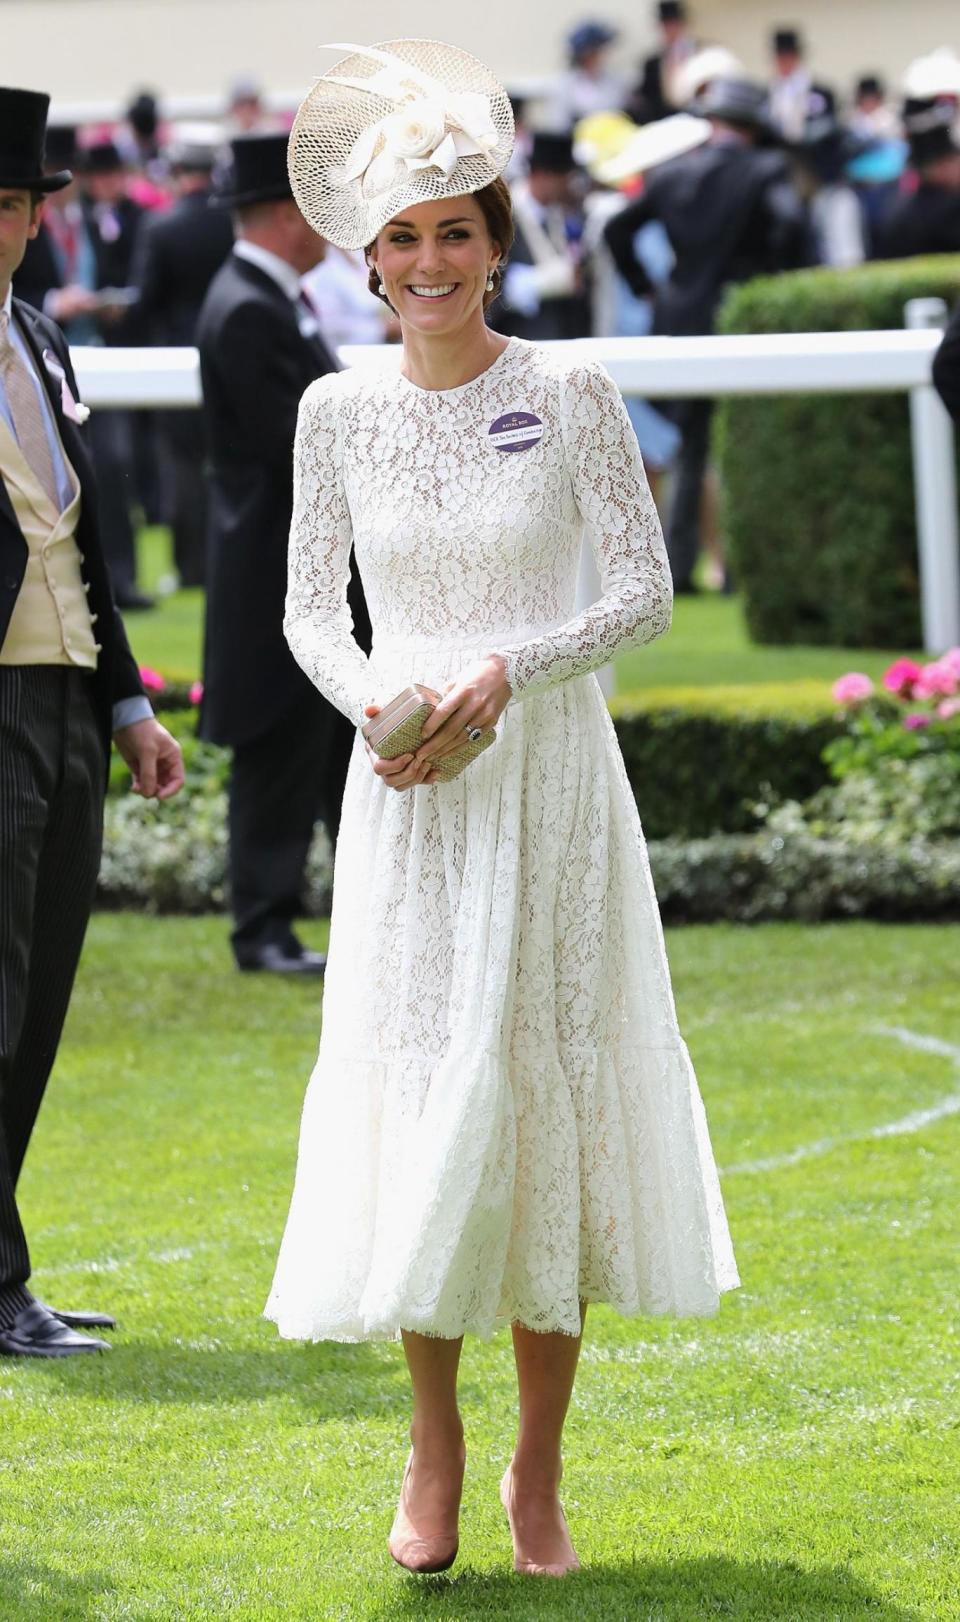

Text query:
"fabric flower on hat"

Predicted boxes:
[[344, 90, 498, 199]]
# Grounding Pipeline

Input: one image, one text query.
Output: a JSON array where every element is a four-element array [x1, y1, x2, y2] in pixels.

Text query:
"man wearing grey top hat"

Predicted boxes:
[[0, 85, 184, 1358]]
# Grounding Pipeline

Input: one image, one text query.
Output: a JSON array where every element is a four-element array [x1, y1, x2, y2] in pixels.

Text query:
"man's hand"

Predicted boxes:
[[48, 285, 100, 324], [112, 718, 185, 800]]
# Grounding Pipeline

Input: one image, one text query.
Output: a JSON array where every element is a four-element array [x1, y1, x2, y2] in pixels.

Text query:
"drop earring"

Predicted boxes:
[[486, 271, 495, 292], [378, 279, 386, 295]]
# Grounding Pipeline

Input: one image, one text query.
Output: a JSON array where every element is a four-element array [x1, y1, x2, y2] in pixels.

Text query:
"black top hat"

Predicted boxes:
[[856, 74, 884, 101], [0, 86, 72, 193], [127, 91, 159, 139], [696, 77, 776, 136], [658, 2, 687, 22], [903, 98, 960, 167], [212, 132, 293, 207], [45, 124, 78, 172], [773, 28, 802, 56], [529, 130, 577, 174], [78, 139, 125, 175]]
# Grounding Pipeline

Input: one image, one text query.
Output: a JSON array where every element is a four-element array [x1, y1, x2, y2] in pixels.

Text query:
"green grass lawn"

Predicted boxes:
[[127, 527, 922, 700], [2, 915, 957, 1619]]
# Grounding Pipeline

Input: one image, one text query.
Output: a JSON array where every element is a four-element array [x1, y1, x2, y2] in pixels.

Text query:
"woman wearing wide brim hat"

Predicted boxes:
[[266, 37, 739, 1579]]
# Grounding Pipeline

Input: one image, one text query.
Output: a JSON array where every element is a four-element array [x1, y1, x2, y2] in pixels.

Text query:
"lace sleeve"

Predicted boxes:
[[284, 378, 372, 727], [490, 361, 672, 702]]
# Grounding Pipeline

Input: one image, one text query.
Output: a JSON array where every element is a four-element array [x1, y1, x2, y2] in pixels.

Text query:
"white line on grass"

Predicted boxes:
[[723, 1025, 960, 1174]]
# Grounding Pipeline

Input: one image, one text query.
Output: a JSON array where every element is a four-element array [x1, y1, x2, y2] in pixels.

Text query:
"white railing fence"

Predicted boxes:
[[72, 303, 959, 650]]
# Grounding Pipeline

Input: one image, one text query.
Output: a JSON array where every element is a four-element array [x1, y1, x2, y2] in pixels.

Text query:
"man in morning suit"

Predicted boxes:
[[197, 133, 370, 976], [0, 87, 184, 1357]]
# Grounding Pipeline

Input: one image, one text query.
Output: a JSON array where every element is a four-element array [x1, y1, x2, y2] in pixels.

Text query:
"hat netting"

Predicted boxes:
[[288, 40, 515, 250]]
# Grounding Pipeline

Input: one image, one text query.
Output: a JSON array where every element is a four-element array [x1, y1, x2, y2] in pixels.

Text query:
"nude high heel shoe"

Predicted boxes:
[[388, 1449, 462, 1574], [500, 1464, 580, 1577]]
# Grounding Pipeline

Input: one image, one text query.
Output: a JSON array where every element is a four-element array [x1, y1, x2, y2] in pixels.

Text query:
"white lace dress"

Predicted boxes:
[[265, 337, 740, 1342]]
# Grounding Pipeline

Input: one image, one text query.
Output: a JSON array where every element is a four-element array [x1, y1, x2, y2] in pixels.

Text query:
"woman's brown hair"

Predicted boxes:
[[364, 177, 515, 311]]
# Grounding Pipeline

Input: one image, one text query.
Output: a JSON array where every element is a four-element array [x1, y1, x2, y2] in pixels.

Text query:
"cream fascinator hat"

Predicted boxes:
[[288, 40, 515, 250]]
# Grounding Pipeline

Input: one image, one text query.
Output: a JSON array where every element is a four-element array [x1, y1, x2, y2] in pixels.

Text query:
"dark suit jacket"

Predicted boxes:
[[0, 298, 144, 754], [604, 143, 807, 336], [196, 251, 370, 747], [130, 189, 234, 347], [875, 184, 960, 261], [933, 300, 960, 423], [129, 188, 234, 452]]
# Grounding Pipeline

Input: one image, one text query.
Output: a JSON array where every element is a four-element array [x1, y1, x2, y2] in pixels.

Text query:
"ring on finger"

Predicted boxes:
[[465, 724, 483, 743]]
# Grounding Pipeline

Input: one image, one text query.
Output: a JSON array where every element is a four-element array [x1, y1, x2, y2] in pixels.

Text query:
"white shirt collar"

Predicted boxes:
[[233, 240, 303, 302], [2, 283, 12, 318]]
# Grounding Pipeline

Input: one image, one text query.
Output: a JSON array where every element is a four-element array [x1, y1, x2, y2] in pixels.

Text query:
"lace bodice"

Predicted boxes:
[[285, 337, 672, 721]]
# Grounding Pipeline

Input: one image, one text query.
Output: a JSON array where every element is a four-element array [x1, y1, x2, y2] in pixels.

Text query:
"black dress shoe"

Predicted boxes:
[[0, 1301, 110, 1358], [115, 588, 156, 611], [34, 1299, 116, 1331], [236, 943, 327, 976]]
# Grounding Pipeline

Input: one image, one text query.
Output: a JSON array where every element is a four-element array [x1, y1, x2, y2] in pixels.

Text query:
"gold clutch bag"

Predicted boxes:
[[361, 684, 496, 782]]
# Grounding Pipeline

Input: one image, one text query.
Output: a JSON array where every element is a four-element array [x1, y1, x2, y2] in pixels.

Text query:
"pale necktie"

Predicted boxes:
[[0, 308, 59, 508]]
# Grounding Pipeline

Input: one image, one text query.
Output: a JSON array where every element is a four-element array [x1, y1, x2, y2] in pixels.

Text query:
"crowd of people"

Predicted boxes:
[[11, 12, 960, 607]]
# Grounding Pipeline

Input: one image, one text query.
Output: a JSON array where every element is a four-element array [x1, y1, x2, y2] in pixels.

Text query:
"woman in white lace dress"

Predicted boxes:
[[266, 41, 740, 1578]]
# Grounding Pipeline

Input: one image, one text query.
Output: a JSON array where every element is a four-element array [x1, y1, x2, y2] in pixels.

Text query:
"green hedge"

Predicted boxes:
[[610, 685, 840, 837], [715, 257, 960, 650], [118, 691, 840, 847]]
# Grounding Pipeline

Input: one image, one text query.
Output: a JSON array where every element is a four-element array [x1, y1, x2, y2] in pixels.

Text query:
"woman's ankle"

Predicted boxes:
[[409, 1415, 465, 1463], [508, 1446, 563, 1495]]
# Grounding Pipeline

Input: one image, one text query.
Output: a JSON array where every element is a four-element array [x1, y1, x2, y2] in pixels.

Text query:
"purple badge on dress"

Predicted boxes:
[[488, 410, 544, 453]]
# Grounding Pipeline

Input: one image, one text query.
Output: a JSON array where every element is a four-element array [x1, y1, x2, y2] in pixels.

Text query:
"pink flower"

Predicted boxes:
[[939, 647, 960, 679], [883, 658, 924, 698], [937, 697, 960, 720], [914, 659, 959, 699], [903, 711, 932, 730], [832, 671, 875, 705], [139, 665, 166, 693], [189, 680, 204, 705]]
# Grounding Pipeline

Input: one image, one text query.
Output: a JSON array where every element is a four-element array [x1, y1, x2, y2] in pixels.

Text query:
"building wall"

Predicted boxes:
[[2, 0, 954, 116]]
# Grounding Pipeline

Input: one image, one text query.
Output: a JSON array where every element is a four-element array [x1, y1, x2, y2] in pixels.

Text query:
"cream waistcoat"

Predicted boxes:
[[0, 414, 99, 668]]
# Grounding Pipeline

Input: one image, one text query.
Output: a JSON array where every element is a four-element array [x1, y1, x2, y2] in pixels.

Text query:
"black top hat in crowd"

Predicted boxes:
[[529, 131, 578, 174], [856, 74, 885, 101], [773, 28, 803, 56], [0, 86, 72, 193], [78, 139, 125, 175], [658, 2, 687, 22], [212, 132, 293, 207], [903, 97, 960, 167]]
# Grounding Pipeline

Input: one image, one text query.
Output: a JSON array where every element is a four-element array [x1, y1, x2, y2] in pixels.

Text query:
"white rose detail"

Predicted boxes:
[[381, 99, 448, 160]]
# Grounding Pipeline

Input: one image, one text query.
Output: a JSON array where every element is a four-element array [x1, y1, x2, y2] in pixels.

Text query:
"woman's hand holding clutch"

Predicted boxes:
[[414, 656, 512, 768], [363, 702, 441, 791]]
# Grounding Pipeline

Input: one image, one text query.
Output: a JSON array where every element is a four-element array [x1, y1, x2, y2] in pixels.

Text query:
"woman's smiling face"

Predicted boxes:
[[370, 194, 500, 334]]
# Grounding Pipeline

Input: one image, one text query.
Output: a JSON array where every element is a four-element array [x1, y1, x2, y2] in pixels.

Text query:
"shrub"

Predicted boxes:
[[715, 256, 960, 649], [649, 828, 960, 923], [610, 686, 840, 837]]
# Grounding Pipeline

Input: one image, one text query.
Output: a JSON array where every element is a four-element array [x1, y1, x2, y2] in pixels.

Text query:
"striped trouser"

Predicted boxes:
[[0, 666, 105, 1325]]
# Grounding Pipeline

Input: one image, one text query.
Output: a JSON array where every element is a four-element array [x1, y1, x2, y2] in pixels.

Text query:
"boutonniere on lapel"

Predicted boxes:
[[41, 348, 91, 425]]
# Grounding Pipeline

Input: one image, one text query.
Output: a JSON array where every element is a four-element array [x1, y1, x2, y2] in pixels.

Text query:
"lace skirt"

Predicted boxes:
[[265, 631, 740, 1341]]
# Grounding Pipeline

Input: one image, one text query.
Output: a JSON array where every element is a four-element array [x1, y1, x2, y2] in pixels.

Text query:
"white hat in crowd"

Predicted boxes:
[[903, 47, 960, 100], [288, 40, 515, 250]]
